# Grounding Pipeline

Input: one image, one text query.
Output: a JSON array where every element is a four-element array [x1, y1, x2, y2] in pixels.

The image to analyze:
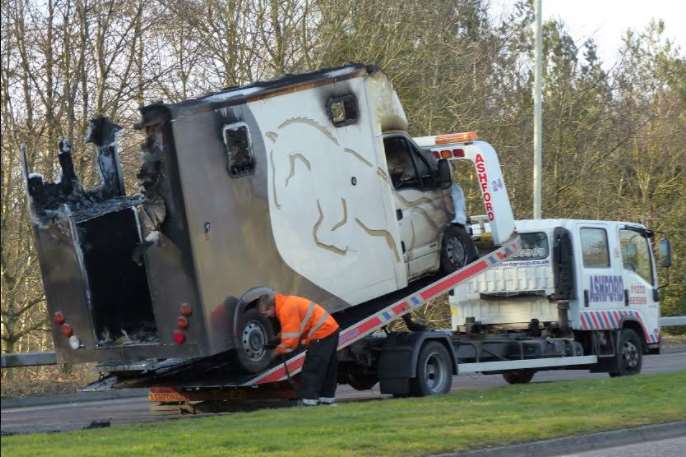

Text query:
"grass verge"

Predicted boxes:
[[3, 371, 686, 457]]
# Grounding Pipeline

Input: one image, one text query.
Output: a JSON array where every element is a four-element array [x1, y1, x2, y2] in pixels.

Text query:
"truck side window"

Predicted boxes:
[[619, 230, 654, 284], [384, 137, 420, 190], [409, 143, 435, 188], [222, 123, 254, 178], [508, 232, 549, 261], [580, 228, 610, 268]]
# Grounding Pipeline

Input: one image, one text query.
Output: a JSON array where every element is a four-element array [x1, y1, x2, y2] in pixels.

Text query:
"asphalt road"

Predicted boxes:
[[2, 348, 685, 435], [557, 435, 686, 457]]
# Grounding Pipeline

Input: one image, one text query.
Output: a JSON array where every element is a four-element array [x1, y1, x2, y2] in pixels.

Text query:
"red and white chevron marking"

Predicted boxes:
[[243, 235, 521, 386], [578, 309, 658, 344]]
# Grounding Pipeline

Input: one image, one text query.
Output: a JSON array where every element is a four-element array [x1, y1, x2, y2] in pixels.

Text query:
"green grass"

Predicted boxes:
[[3, 371, 686, 457]]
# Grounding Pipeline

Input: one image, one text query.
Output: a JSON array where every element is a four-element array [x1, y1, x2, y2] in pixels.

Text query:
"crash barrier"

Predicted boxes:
[[1, 351, 57, 368], [2, 316, 685, 368]]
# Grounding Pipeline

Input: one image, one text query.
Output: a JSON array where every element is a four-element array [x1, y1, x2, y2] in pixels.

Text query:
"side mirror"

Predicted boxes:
[[436, 159, 452, 190], [659, 239, 672, 268]]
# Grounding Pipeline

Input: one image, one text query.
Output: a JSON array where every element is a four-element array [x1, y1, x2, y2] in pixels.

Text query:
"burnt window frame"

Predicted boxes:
[[384, 136, 421, 190], [407, 141, 436, 189], [222, 122, 255, 178], [383, 135, 439, 191], [326, 94, 358, 127]]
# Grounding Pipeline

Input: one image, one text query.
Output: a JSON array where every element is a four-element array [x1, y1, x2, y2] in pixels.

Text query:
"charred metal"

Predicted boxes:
[[24, 117, 139, 222]]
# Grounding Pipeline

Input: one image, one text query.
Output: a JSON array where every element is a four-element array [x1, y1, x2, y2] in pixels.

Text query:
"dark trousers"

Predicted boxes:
[[301, 329, 339, 400]]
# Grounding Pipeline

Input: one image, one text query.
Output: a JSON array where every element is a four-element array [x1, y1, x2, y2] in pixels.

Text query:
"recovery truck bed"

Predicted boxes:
[[93, 235, 596, 407]]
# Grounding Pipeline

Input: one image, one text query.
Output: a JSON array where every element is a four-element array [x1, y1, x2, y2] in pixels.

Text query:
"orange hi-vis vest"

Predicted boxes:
[[274, 294, 339, 355]]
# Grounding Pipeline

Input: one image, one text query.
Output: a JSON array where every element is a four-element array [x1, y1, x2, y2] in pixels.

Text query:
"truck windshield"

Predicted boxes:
[[508, 232, 549, 261]]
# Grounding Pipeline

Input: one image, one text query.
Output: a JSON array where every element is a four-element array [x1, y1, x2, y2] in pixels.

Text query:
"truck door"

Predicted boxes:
[[576, 224, 625, 330], [618, 227, 660, 345], [383, 135, 450, 280]]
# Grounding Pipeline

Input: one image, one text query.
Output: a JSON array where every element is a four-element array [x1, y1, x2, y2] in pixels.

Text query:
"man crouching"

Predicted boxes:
[[258, 291, 340, 406]]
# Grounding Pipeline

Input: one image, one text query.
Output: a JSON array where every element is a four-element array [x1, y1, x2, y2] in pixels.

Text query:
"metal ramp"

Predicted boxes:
[[244, 236, 521, 386]]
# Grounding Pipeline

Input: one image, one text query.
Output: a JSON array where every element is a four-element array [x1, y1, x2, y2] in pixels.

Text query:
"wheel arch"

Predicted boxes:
[[231, 286, 275, 337], [621, 319, 648, 353], [378, 331, 458, 379], [414, 336, 458, 377]]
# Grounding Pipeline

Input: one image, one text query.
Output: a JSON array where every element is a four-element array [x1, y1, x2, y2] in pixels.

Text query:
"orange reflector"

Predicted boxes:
[[53, 311, 65, 326], [435, 131, 477, 145], [179, 303, 192, 316], [61, 324, 73, 337]]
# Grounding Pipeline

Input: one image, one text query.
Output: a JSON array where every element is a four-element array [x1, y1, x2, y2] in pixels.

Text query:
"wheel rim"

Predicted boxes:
[[622, 340, 640, 369], [241, 320, 267, 362], [423, 352, 448, 393], [445, 237, 466, 267]]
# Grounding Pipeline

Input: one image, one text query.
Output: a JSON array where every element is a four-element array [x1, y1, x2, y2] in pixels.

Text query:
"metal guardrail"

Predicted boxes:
[[1, 351, 57, 368], [660, 316, 686, 327], [2, 316, 684, 368]]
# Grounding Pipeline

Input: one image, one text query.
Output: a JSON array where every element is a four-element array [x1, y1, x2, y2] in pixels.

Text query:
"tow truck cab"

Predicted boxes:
[[452, 219, 670, 354]]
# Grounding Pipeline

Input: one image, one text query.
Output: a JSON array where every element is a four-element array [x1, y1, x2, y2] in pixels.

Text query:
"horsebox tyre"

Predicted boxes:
[[609, 328, 643, 377], [440, 225, 478, 274], [410, 341, 453, 396], [234, 308, 276, 373]]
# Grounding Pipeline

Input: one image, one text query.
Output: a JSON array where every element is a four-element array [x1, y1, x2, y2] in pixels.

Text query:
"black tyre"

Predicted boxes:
[[234, 308, 276, 373], [502, 370, 536, 384], [346, 371, 379, 391], [440, 225, 478, 274], [410, 341, 453, 396], [609, 328, 643, 377]]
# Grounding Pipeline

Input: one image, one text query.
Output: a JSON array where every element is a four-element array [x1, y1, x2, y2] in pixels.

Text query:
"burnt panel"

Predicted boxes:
[[78, 208, 157, 344]]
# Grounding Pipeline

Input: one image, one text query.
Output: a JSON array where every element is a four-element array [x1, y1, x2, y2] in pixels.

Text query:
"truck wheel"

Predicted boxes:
[[609, 328, 643, 377], [502, 370, 535, 384], [411, 341, 453, 396], [234, 308, 275, 373], [440, 225, 478, 274], [346, 371, 379, 391]]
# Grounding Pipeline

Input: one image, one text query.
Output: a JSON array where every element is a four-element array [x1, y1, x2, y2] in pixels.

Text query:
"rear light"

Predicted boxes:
[[177, 316, 189, 330], [173, 330, 186, 345], [179, 303, 192, 316], [432, 148, 466, 159], [61, 324, 74, 337], [53, 312, 65, 325]]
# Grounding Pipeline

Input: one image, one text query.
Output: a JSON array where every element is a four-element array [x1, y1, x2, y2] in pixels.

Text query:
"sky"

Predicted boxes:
[[489, 0, 686, 68]]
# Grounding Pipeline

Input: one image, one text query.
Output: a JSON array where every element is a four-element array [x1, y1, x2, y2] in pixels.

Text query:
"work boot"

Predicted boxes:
[[319, 397, 337, 406], [300, 399, 319, 406]]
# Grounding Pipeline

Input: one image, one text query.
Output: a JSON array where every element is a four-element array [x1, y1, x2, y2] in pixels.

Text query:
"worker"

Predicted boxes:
[[257, 291, 340, 406]]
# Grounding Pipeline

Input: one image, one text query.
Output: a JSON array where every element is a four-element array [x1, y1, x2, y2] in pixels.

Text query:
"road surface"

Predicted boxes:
[[2, 348, 685, 435], [558, 435, 686, 457]]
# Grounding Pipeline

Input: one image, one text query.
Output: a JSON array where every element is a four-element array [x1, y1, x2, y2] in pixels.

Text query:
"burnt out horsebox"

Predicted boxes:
[[25, 64, 468, 374]]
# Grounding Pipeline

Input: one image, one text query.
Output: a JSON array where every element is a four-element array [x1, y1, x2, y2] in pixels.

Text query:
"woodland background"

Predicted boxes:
[[1, 0, 684, 391]]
